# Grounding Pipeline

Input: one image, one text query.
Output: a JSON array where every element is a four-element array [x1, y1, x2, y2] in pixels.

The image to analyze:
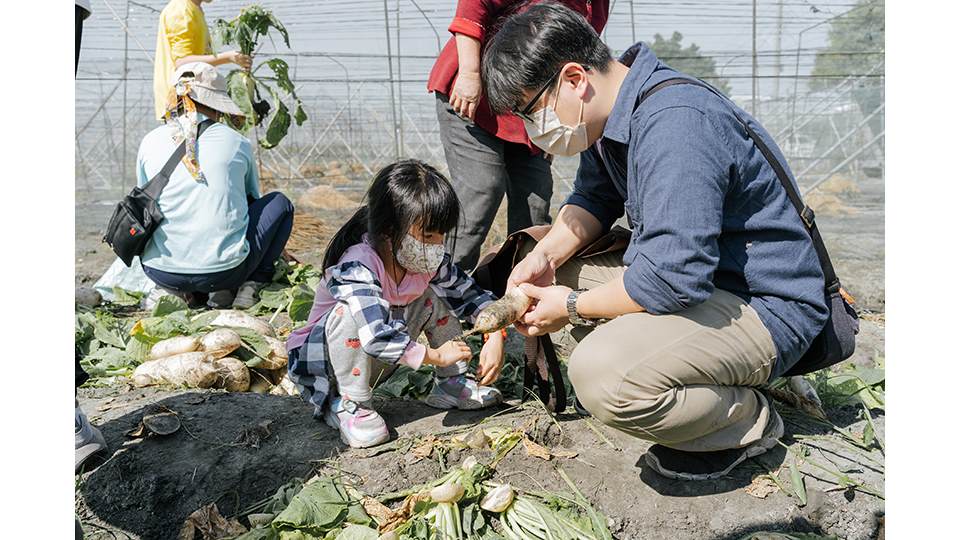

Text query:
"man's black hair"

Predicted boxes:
[[482, 2, 613, 115]]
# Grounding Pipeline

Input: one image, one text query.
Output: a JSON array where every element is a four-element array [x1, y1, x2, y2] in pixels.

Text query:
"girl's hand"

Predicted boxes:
[[425, 340, 472, 368], [477, 332, 505, 386], [451, 71, 482, 121]]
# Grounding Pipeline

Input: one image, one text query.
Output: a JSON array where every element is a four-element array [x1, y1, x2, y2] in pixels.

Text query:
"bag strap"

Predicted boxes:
[[637, 78, 840, 291], [141, 118, 217, 199]]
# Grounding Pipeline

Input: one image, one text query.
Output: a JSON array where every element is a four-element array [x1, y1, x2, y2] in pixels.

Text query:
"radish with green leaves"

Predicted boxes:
[[215, 5, 307, 148]]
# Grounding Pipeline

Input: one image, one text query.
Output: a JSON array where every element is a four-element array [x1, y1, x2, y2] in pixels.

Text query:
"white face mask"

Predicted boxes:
[[396, 233, 445, 274], [522, 77, 589, 157]]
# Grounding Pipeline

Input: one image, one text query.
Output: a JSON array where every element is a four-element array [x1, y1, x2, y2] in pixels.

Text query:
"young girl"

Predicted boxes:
[[286, 160, 506, 448]]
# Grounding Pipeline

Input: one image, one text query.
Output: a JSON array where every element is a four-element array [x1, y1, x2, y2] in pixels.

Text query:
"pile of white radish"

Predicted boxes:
[[132, 310, 297, 395]]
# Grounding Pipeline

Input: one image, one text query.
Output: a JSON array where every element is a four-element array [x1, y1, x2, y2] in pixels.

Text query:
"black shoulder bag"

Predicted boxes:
[[638, 78, 859, 376], [103, 119, 215, 267]]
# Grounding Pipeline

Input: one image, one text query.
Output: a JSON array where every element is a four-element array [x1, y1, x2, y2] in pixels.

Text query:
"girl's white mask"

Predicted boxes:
[[522, 76, 589, 157], [396, 233, 445, 274]]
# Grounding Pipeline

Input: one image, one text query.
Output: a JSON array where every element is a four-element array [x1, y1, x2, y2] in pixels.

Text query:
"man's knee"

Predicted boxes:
[[568, 337, 631, 426], [568, 330, 668, 431]]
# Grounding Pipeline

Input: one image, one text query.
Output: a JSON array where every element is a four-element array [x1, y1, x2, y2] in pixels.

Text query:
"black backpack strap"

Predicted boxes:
[[637, 78, 840, 291], [141, 118, 217, 199]]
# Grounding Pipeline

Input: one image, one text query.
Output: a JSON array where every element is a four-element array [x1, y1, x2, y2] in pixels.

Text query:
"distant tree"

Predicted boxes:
[[809, 0, 884, 145], [810, 0, 884, 91], [649, 32, 731, 96]]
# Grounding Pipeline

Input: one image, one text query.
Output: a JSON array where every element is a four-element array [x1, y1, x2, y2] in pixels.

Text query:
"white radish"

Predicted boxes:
[[215, 357, 250, 392], [149, 335, 201, 360], [464, 288, 532, 337], [429, 482, 464, 504], [252, 368, 285, 385], [461, 456, 478, 470], [265, 336, 288, 358], [133, 351, 218, 388], [248, 377, 273, 394], [250, 337, 288, 370], [200, 329, 242, 358], [207, 310, 277, 338], [269, 375, 298, 396], [480, 484, 515, 513]]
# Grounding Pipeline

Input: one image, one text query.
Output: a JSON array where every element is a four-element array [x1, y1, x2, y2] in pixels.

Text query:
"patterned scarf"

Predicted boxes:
[[164, 78, 206, 182]]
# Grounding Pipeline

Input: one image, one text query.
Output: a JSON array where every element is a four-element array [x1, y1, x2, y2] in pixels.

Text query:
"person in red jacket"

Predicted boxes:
[[428, 0, 609, 271]]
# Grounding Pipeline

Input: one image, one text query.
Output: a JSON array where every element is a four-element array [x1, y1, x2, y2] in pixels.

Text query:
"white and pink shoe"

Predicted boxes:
[[424, 374, 503, 411], [324, 397, 390, 448]]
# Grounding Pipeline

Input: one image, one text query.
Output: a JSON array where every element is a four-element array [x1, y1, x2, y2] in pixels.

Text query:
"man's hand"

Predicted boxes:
[[516, 283, 572, 336], [450, 71, 482, 121], [507, 251, 556, 335], [507, 251, 556, 290], [476, 332, 505, 386], [222, 50, 253, 70], [424, 340, 472, 368]]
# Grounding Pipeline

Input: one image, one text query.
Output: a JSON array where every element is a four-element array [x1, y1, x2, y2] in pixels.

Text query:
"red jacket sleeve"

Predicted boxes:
[[449, 0, 516, 41]]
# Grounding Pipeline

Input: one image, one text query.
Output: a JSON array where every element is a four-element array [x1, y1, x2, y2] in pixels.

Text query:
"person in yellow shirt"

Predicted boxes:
[[153, 0, 252, 120]]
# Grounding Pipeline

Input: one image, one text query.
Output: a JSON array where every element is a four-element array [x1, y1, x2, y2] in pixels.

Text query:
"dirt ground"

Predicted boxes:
[[75, 172, 885, 540], [76, 315, 885, 540]]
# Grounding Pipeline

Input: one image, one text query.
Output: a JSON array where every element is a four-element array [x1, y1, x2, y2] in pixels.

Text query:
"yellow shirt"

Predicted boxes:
[[153, 0, 213, 120]]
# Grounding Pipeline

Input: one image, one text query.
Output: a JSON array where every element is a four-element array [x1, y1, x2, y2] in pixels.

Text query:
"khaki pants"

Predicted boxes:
[[549, 247, 779, 452]]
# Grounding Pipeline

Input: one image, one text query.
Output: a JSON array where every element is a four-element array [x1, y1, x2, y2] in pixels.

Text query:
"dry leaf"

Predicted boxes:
[[381, 492, 430, 532], [745, 474, 780, 499], [768, 387, 828, 421], [522, 436, 553, 461], [411, 435, 437, 460], [551, 449, 579, 459], [361, 497, 398, 528], [178, 503, 246, 540], [126, 422, 148, 439]]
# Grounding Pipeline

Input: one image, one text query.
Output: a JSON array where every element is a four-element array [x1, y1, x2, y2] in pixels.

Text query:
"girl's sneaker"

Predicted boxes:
[[324, 397, 390, 448], [424, 374, 503, 410]]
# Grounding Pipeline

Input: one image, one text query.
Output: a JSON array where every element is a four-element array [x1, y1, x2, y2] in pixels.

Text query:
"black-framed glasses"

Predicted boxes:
[[514, 68, 563, 123]]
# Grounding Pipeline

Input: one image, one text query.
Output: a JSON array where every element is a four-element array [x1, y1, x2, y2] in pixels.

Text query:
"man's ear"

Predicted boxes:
[[560, 62, 590, 99]]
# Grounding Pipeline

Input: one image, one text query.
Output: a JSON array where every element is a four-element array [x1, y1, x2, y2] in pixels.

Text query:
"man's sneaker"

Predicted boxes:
[[233, 281, 268, 310], [644, 405, 784, 481], [75, 405, 107, 472], [142, 287, 195, 311], [324, 397, 390, 448], [207, 289, 236, 309], [424, 374, 503, 410]]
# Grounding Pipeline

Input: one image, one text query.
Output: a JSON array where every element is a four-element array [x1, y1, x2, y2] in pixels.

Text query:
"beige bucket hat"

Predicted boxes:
[[172, 62, 244, 116]]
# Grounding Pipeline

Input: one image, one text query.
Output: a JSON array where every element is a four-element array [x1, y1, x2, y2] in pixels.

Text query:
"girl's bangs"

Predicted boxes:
[[418, 178, 460, 234]]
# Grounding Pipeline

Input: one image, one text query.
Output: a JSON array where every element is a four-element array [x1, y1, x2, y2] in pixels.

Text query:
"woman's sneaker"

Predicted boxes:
[[424, 374, 503, 410], [644, 406, 785, 481], [324, 397, 390, 448], [75, 404, 107, 472], [233, 281, 268, 310], [207, 289, 235, 309]]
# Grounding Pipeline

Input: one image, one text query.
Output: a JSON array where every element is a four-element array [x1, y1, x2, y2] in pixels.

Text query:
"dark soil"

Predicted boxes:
[[76, 352, 885, 540]]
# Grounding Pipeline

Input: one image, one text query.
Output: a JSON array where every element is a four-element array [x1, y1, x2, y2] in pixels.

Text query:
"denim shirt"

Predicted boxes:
[[565, 43, 828, 377]]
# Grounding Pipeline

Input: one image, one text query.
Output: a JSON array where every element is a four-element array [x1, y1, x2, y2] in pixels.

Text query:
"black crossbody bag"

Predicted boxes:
[[103, 119, 215, 266], [636, 78, 859, 376]]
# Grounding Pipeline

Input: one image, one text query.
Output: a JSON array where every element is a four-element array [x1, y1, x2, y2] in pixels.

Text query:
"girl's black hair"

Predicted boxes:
[[322, 160, 461, 270]]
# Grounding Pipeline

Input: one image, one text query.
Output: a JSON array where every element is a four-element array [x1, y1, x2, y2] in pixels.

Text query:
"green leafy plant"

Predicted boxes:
[[216, 4, 307, 148], [805, 358, 885, 410], [248, 260, 323, 324]]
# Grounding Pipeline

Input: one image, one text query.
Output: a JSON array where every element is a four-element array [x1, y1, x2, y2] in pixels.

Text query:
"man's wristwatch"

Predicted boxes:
[[566, 289, 600, 327]]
